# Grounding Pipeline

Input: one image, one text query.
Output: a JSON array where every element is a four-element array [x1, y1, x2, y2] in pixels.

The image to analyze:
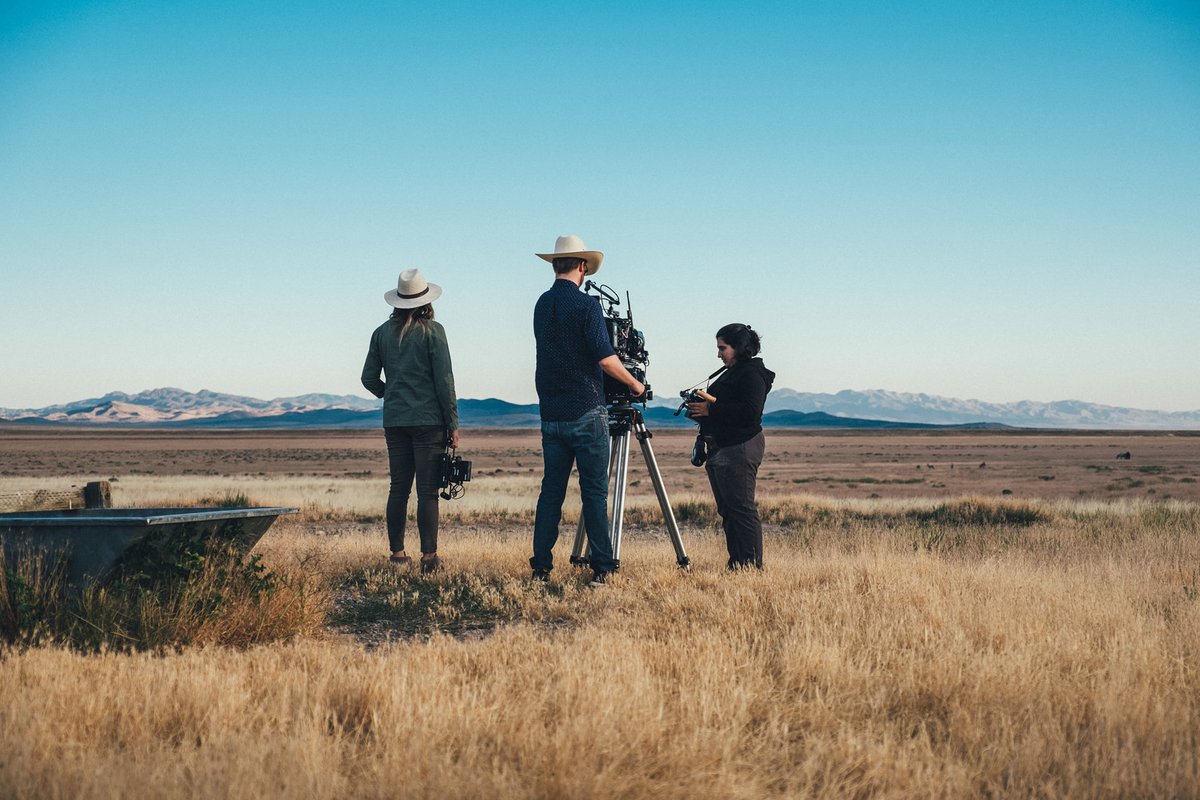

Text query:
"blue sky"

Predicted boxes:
[[2, 0, 1198, 411]]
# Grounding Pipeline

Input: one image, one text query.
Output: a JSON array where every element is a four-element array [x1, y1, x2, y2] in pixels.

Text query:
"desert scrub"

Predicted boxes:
[[752, 496, 1052, 530], [195, 490, 253, 508], [910, 497, 1048, 526], [0, 546, 69, 645], [0, 544, 329, 651], [1058, 499, 1200, 531], [615, 497, 1050, 532]]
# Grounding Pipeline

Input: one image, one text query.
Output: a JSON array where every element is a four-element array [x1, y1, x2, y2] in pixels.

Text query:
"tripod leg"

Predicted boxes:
[[609, 429, 631, 563], [569, 510, 588, 565], [634, 420, 691, 568], [571, 439, 618, 565]]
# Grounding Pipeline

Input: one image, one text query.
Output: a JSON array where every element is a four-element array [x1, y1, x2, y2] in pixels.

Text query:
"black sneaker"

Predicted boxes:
[[589, 571, 610, 587], [531, 568, 551, 582]]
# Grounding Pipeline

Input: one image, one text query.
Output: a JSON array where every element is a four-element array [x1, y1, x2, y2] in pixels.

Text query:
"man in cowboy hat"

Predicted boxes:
[[530, 235, 645, 586]]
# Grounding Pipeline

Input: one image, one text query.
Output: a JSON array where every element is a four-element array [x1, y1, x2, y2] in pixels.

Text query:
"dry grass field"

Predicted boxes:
[[2, 428, 1199, 798], [3, 427, 1199, 502]]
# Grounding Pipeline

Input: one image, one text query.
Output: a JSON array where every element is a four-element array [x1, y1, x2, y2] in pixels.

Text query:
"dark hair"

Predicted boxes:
[[715, 323, 761, 359], [390, 303, 434, 342], [552, 257, 586, 275]]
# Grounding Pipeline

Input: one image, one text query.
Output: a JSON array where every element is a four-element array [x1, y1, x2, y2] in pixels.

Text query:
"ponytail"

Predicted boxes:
[[715, 323, 761, 359]]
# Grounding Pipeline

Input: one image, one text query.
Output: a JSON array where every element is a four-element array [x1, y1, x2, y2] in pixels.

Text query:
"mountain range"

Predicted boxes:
[[761, 389, 1200, 429], [3, 387, 1199, 429]]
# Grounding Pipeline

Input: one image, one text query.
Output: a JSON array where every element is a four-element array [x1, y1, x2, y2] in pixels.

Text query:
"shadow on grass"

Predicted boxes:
[[330, 567, 557, 645]]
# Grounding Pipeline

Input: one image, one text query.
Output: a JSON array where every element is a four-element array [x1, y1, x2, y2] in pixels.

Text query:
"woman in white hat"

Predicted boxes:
[[361, 268, 459, 573]]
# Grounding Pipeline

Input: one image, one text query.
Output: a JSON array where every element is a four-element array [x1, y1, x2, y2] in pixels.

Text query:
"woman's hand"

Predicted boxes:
[[685, 401, 711, 418]]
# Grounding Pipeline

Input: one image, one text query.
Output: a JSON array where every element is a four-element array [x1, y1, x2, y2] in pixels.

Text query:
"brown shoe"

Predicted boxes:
[[389, 554, 413, 566], [419, 554, 443, 574]]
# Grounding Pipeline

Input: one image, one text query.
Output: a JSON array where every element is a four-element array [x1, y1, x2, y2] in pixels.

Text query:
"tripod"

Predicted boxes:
[[569, 401, 690, 569]]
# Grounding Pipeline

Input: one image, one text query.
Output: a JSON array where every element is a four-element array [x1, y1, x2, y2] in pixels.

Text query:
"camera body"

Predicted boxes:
[[675, 388, 715, 418], [606, 363, 649, 404], [675, 386, 717, 467], [586, 280, 652, 404], [438, 452, 472, 500]]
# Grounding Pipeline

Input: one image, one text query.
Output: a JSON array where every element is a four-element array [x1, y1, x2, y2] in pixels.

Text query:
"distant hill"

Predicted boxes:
[[759, 410, 1008, 430], [0, 388, 380, 426], [637, 407, 1002, 430], [3, 386, 1197, 429], [763, 389, 1200, 429], [2, 390, 965, 430]]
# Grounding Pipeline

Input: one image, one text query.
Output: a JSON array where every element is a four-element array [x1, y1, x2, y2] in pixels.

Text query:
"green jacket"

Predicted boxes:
[[361, 319, 458, 429]]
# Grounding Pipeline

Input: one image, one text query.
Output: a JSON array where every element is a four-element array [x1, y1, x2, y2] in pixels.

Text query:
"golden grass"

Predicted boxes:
[[2, 493, 1199, 798], [0, 474, 564, 522], [5, 472, 1172, 527]]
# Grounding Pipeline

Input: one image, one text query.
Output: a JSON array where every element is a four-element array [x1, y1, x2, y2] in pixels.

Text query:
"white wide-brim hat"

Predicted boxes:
[[385, 268, 442, 308], [536, 234, 603, 275]]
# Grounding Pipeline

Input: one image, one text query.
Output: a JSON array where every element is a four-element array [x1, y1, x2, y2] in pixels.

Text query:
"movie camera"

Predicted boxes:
[[584, 280, 651, 405], [438, 433, 472, 500], [569, 282, 691, 570]]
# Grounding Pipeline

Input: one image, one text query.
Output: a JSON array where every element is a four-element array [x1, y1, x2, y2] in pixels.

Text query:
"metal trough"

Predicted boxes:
[[0, 507, 297, 588]]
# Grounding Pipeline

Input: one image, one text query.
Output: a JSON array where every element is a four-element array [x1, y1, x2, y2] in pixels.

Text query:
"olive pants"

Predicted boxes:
[[384, 426, 444, 554]]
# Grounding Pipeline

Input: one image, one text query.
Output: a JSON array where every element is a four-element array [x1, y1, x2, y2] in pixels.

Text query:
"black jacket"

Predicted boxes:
[[699, 357, 776, 448]]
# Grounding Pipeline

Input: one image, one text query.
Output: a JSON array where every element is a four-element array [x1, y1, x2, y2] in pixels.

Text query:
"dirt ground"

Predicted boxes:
[[3, 426, 1199, 502]]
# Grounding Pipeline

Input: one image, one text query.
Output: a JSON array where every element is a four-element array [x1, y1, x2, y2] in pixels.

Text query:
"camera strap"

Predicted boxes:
[[681, 365, 728, 397]]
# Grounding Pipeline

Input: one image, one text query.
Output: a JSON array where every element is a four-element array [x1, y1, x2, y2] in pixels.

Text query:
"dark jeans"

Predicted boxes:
[[704, 431, 765, 569], [531, 405, 616, 574], [384, 426, 444, 554]]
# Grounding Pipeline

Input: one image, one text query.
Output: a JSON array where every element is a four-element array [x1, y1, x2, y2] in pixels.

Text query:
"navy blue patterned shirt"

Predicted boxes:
[[534, 279, 616, 421]]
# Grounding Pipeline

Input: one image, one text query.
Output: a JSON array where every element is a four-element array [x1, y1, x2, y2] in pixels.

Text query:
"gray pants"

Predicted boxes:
[[704, 431, 765, 569]]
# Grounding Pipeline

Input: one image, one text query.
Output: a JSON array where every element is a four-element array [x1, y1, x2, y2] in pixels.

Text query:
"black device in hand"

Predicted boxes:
[[676, 366, 726, 466], [438, 433, 472, 500], [674, 388, 716, 419]]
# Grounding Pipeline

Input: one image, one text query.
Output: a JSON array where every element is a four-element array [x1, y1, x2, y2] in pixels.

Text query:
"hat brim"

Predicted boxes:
[[536, 250, 603, 276], [385, 283, 442, 308]]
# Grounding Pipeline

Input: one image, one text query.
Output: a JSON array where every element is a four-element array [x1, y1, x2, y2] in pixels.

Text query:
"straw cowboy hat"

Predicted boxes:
[[536, 234, 603, 275], [385, 268, 442, 308]]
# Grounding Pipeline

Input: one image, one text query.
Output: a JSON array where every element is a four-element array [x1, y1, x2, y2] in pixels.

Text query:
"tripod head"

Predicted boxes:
[[605, 398, 643, 435]]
